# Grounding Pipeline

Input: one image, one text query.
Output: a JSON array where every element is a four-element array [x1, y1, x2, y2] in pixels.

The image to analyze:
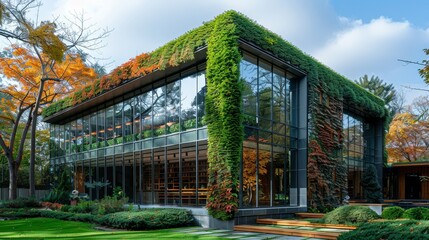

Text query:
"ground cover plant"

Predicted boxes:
[[0, 218, 224, 239], [338, 220, 429, 240]]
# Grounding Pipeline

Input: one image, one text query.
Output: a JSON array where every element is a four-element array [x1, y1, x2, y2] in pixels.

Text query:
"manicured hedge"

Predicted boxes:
[[338, 220, 429, 240], [39, 210, 96, 223], [382, 206, 404, 219], [0, 198, 41, 209], [98, 208, 195, 230], [323, 206, 379, 224], [402, 207, 429, 220], [0, 208, 41, 218]]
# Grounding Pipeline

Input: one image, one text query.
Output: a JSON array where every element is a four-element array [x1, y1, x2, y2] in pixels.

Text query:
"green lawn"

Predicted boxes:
[[0, 218, 226, 239]]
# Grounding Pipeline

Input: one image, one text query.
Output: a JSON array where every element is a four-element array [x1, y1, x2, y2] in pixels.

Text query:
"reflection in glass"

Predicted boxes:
[[153, 87, 166, 136], [197, 72, 206, 127], [123, 100, 133, 143], [166, 81, 180, 134], [181, 75, 197, 130], [106, 107, 114, 146], [114, 102, 123, 145], [140, 92, 153, 139]]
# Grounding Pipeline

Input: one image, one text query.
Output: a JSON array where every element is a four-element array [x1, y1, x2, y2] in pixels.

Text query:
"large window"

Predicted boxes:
[[343, 112, 376, 200], [50, 66, 208, 206], [240, 51, 298, 208]]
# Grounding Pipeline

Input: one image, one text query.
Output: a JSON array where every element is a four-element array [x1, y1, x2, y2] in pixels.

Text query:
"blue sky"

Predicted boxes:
[[25, 0, 429, 104], [331, 0, 429, 28]]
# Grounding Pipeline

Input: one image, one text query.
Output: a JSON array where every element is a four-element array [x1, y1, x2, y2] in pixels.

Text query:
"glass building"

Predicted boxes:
[[44, 11, 385, 226]]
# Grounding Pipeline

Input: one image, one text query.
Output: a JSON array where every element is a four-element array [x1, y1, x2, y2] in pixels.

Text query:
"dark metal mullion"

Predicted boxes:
[[150, 86, 155, 205], [132, 98, 137, 203], [269, 64, 274, 207], [178, 78, 183, 207], [284, 71, 288, 205], [162, 84, 168, 205], [195, 71, 199, 207], [255, 57, 260, 208]]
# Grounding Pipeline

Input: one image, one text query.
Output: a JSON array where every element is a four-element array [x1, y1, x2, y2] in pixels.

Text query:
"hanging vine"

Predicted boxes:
[[42, 10, 386, 218]]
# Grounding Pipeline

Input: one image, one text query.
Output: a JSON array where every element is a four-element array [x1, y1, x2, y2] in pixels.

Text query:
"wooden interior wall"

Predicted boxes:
[[396, 166, 429, 199]]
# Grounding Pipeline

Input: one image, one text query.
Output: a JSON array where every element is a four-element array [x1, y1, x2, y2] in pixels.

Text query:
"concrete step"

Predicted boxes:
[[234, 224, 344, 240], [257, 218, 357, 230]]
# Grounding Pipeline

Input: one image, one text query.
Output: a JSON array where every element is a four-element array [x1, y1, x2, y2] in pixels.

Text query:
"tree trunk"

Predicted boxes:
[[29, 81, 45, 197], [29, 117, 36, 196], [8, 162, 17, 200]]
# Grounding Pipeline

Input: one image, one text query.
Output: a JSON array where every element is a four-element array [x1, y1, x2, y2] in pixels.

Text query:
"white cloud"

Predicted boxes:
[[313, 17, 429, 103], [22, 0, 429, 103]]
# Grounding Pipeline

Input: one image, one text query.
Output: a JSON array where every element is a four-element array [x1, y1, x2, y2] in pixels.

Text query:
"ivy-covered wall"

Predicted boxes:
[[43, 10, 387, 219]]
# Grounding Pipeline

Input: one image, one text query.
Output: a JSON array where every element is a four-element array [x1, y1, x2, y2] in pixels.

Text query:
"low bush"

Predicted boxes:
[[97, 196, 128, 214], [60, 204, 71, 212], [338, 220, 429, 240], [323, 206, 379, 224], [0, 208, 41, 218], [98, 208, 195, 230], [402, 207, 429, 220], [39, 210, 95, 223], [41, 202, 64, 210], [0, 198, 41, 209], [68, 201, 98, 214], [381, 206, 404, 219]]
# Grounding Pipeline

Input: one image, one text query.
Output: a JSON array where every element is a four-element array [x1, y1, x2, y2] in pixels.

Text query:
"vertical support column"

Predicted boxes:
[[290, 76, 308, 207], [374, 118, 385, 192]]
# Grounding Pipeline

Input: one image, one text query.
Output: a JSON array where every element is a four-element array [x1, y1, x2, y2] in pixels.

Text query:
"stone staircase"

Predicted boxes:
[[233, 213, 355, 239]]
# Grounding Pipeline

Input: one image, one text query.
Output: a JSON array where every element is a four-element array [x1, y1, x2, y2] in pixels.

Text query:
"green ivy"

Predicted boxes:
[[205, 12, 242, 220], [42, 10, 387, 220]]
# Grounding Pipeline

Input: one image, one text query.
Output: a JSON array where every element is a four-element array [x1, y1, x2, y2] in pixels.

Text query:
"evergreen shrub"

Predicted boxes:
[[338, 220, 429, 240], [0, 197, 40, 209], [323, 205, 379, 224], [402, 207, 429, 220], [0, 208, 41, 218], [98, 208, 195, 230], [381, 206, 404, 219], [39, 210, 95, 223]]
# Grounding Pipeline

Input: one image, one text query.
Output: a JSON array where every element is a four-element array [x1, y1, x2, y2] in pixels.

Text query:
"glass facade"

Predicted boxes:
[[343, 112, 376, 200], [49, 51, 305, 209], [240, 51, 299, 208], [50, 66, 208, 206]]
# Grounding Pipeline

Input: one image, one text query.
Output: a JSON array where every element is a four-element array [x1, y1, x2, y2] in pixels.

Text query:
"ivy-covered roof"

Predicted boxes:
[[42, 10, 387, 119]]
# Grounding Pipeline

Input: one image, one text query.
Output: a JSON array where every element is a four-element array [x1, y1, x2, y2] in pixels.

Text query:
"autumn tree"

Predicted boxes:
[[0, 46, 97, 199], [420, 49, 429, 84], [386, 112, 429, 162], [242, 136, 271, 206], [0, 0, 108, 199]]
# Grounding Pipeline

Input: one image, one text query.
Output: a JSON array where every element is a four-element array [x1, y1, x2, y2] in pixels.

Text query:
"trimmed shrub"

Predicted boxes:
[[68, 201, 98, 214], [382, 206, 404, 219], [402, 207, 429, 220], [338, 220, 429, 240], [97, 196, 128, 214], [99, 208, 195, 230], [323, 206, 379, 224], [60, 204, 71, 212], [0, 208, 41, 218], [39, 210, 95, 223], [0, 198, 41, 209]]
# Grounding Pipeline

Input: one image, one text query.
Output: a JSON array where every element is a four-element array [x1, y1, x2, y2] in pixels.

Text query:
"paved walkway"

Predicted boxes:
[[173, 227, 322, 240]]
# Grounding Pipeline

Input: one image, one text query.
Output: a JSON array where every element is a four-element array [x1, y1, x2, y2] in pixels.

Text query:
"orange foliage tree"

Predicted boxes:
[[0, 45, 97, 199], [0, 0, 108, 199], [386, 112, 429, 162], [242, 136, 270, 206]]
